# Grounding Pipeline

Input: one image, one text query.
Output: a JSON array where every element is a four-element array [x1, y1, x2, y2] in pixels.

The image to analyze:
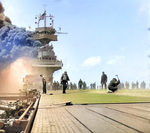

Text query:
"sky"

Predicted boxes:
[[1, 0, 150, 89]]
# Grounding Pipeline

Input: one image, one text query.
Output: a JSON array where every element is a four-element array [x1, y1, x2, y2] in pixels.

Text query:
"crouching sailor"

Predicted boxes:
[[108, 78, 120, 93]]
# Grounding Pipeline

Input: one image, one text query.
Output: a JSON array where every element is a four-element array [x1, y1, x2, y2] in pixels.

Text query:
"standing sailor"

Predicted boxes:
[[40, 74, 46, 94], [61, 71, 70, 94], [101, 71, 107, 89]]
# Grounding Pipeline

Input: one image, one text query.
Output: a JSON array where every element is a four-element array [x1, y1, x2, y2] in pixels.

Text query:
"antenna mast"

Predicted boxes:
[[44, 5, 47, 27], [35, 5, 54, 28]]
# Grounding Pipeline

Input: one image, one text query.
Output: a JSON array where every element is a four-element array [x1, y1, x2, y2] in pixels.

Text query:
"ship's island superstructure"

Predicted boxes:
[[31, 10, 63, 89]]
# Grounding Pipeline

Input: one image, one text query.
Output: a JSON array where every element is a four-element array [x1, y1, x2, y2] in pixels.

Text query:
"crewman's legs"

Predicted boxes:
[[108, 86, 118, 93], [102, 82, 107, 89]]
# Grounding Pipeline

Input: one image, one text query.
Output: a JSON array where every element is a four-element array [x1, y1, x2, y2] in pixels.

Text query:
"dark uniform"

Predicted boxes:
[[101, 72, 107, 89], [61, 71, 70, 93], [42, 77, 46, 94], [40, 74, 46, 94], [108, 78, 120, 93]]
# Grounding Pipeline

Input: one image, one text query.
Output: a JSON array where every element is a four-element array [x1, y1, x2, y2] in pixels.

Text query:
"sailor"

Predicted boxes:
[[101, 71, 107, 89], [40, 74, 46, 94], [61, 71, 70, 94], [108, 78, 120, 93]]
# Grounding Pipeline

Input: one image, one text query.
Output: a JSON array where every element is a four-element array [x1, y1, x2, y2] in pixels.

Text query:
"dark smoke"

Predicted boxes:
[[0, 1, 42, 93], [0, 25, 41, 71], [0, 1, 4, 13], [0, 1, 41, 71]]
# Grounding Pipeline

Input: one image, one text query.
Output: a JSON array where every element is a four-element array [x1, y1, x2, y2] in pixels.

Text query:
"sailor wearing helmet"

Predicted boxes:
[[61, 71, 70, 94]]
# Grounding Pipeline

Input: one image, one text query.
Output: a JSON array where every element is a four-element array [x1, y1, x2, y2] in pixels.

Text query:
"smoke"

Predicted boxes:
[[0, 25, 41, 92], [0, 2, 41, 72], [0, 2, 4, 13], [0, 25, 41, 71], [0, 1, 41, 93], [0, 57, 33, 93], [0, 1, 5, 29]]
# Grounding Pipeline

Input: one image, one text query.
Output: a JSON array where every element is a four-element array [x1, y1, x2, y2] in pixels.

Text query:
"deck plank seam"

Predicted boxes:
[[105, 107, 150, 123], [65, 108, 93, 133], [86, 107, 142, 133]]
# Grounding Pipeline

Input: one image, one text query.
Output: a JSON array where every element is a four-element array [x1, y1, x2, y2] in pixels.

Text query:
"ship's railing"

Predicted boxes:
[[33, 59, 62, 63], [35, 27, 53, 32], [33, 34, 57, 41], [32, 59, 63, 66]]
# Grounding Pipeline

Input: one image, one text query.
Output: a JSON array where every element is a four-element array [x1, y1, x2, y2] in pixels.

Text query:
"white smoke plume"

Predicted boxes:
[[0, 57, 33, 93]]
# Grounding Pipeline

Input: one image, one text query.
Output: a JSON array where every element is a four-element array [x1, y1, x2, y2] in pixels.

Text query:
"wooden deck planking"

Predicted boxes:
[[31, 94, 150, 133]]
